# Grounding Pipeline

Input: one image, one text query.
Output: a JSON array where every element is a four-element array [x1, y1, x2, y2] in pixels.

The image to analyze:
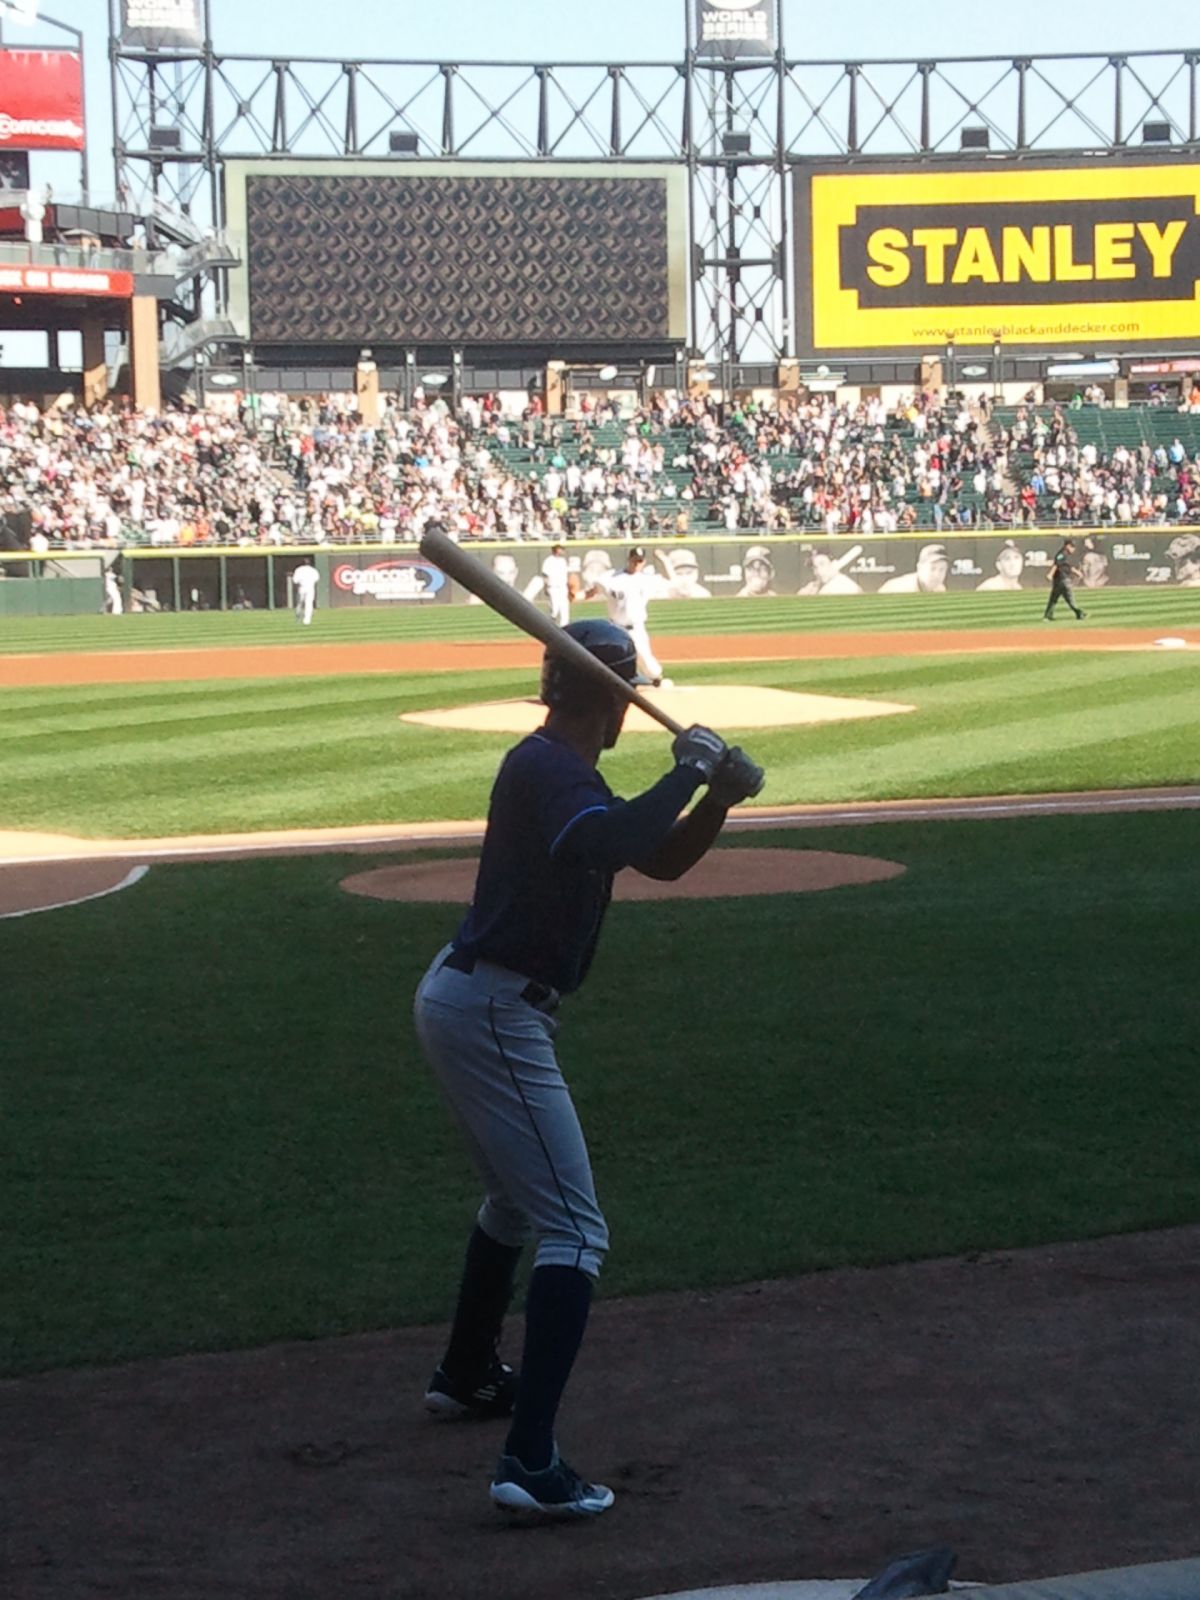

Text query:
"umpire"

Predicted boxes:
[[1044, 537, 1087, 621]]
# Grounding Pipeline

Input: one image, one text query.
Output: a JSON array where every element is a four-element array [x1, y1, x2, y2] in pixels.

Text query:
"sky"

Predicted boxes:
[[3, 0, 1196, 207]]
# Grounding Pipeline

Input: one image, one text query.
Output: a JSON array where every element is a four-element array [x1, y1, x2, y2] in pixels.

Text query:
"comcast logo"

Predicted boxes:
[[0, 112, 84, 142]]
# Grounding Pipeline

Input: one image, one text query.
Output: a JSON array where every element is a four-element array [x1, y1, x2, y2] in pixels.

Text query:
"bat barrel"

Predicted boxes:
[[418, 525, 686, 736]]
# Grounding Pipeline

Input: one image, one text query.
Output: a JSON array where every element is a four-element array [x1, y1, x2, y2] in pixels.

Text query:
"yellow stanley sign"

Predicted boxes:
[[798, 163, 1200, 352]]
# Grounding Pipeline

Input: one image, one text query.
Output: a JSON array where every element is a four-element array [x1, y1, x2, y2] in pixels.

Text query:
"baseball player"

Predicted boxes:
[[413, 619, 763, 1522], [1044, 537, 1087, 621], [540, 543, 571, 626], [291, 556, 320, 625], [588, 545, 668, 686]]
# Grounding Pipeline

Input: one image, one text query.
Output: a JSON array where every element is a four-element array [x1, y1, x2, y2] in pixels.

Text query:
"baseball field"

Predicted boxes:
[[3, 587, 1199, 1598]]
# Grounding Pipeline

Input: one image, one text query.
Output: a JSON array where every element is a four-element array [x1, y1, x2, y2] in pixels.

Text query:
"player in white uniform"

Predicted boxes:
[[589, 546, 668, 687], [292, 557, 320, 625], [540, 544, 571, 627]]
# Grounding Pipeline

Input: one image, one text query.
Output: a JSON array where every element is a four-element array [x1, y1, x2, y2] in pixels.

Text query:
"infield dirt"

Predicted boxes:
[[1, 623, 1195, 687]]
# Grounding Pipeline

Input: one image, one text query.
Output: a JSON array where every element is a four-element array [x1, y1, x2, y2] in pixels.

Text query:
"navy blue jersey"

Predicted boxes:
[[455, 731, 617, 994], [455, 728, 702, 994]]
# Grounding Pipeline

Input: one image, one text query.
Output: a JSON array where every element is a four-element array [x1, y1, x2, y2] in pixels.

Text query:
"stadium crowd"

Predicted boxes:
[[1, 382, 1198, 551], [996, 402, 1200, 528]]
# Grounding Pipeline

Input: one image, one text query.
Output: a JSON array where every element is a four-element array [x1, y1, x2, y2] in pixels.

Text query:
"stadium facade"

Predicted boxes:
[[102, 2, 1200, 408]]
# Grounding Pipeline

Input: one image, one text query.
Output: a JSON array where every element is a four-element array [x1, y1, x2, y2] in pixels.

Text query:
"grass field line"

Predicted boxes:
[[0, 864, 148, 920], [1, 784, 1197, 866]]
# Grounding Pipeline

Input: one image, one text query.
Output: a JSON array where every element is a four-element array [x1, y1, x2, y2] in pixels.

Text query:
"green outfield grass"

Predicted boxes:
[[3, 814, 1198, 1377], [1, 647, 1197, 837], [2, 595, 1198, 1378], [1, 585, 1198, 653]]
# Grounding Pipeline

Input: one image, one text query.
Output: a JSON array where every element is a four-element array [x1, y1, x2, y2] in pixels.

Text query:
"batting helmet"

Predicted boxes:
[[541, 619, 646, 713]]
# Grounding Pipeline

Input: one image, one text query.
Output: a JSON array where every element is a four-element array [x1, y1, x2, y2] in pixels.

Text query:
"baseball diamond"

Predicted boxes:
[[5, 0, 1200, 1590], [2, 587, 1199, 1597]]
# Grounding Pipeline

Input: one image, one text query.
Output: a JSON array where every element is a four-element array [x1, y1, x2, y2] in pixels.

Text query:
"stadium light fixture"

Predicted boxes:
[[960, 126, 990, 150], [1142, 121, 1171, 144], [421, 373, 448, 387], [598, 364, 618, 381], [149, 126, 183, 150], [389, 130, 420, 154]]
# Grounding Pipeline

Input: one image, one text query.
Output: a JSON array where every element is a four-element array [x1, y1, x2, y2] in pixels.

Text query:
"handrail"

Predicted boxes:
[[0, 239, 175, 277]]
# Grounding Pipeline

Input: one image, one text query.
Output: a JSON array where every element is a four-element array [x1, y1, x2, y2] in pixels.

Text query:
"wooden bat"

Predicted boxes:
[[419, 526, 687, 737], [833, 543, 864, 573]]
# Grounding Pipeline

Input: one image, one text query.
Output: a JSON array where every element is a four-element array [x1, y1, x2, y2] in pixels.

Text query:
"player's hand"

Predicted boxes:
[[672, 724, 727, 781], [707, 747, 765, 807]]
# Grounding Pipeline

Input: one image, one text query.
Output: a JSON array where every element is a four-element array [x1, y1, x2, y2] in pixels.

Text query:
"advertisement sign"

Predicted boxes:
[[119, 0, 204, 49], [423, 534, 1200, 603], [0, 50, 83, 151], [330, 557, 448, 605], [695, 0, 775, 58], [795, 162, 1200, 354], [0, 265, 134, 297]]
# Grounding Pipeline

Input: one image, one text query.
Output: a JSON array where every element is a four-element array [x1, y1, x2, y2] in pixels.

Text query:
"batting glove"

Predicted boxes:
[[672, 724, 728, 781], [707, 747, 766, 807]]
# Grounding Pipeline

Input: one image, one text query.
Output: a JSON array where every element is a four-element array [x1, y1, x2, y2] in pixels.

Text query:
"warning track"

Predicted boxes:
[[0, 624, 1195, 687]]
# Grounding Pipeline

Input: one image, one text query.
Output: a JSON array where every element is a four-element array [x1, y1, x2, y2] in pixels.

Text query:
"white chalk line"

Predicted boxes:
[[1, 788, 1198, 869], [0, 864, 149, 919]]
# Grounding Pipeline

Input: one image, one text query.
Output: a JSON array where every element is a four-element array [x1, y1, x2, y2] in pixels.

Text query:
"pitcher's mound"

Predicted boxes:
[[401, 683, 914, 733], [342, 847, 905, 904]]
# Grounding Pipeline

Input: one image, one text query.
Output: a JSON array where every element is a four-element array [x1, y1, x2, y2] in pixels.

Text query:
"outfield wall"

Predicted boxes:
[[1, 531, 1198, 614]]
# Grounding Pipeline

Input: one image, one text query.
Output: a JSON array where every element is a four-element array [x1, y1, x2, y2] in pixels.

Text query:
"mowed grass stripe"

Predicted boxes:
[[3, 586, 1199, 655], [0, 667, 536, 735], [974, 723, 1200, 793], [3, 735, 500, 835], [1, 652, 1197, 836], [5, 814, 1199, 1373], [752, 679, 1200, 800]]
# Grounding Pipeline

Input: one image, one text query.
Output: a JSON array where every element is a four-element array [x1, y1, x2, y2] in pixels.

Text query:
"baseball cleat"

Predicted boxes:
[[424, 1361, 518, 1420], [490, 1449, 614, 1520]]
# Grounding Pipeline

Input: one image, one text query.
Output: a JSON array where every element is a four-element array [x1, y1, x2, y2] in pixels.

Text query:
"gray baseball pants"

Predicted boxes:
[[413, 946, 609, 1278]]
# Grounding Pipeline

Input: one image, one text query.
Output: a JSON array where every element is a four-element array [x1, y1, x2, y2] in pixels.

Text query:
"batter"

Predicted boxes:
[[413, 618, 763, 1521]]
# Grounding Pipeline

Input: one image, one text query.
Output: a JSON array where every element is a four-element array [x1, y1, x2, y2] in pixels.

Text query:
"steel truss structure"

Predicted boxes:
[[109, 1, 1200, 363]]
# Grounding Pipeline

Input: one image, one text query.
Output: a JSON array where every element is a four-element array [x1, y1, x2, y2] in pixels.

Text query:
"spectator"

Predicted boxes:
[[8, 385, 1193, 553]]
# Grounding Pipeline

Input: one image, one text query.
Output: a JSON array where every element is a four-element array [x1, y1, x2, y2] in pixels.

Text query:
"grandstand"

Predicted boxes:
[[995, 403, 1200, 528], [1, 16, 1199, 602]]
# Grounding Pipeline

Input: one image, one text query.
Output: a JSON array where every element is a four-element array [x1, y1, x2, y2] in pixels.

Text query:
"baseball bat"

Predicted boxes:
[[833, 543, 864, 573], [419, 525, 687, 737]]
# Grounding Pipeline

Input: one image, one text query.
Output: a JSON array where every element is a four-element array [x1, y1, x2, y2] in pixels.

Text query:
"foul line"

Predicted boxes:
[[1, 789, 1198, 868]]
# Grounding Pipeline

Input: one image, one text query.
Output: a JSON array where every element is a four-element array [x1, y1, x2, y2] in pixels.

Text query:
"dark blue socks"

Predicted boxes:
[[442, 1224, 522, 1382], [503, 1264, 593, 1471]]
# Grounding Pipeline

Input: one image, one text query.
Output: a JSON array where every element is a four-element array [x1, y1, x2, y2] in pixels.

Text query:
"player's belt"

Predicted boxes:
[[442, 946, 559, 1013]]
